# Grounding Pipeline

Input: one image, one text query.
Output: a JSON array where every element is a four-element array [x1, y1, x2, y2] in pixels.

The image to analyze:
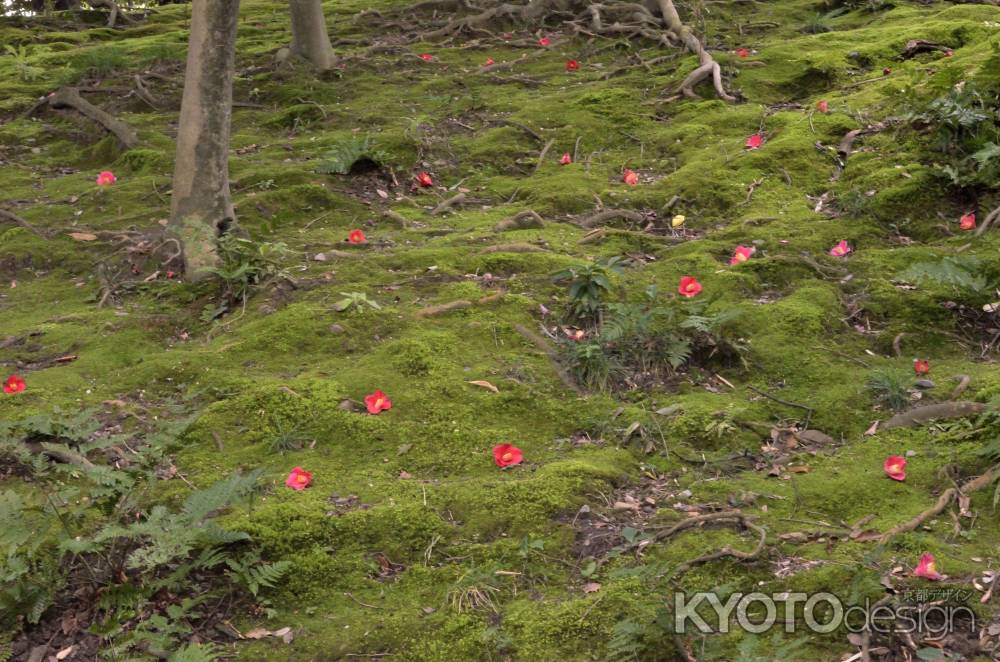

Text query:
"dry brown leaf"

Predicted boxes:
[[68, 232, 98, 241], [467, 380, 499, 393], [788, 465, 811, 474], [56, 646, 75, 660], [864, 420, 880, 437], [582, 582, 602, 593], [244, 628, 271, 639]]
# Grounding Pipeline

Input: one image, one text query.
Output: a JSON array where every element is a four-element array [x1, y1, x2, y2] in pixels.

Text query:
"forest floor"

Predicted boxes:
[[2, 0, 1000, 660]]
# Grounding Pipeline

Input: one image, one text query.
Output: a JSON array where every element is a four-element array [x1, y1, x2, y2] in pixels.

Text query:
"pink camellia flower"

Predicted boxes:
[[829, 240, 851, 257], [678, 276, 702, 298], [493, 443, 523, 468], [816, 99, 829, 113], [420, 53, 434, 61], [484, 57, 495, 66], [365, 390, 392, 414], [285, 466, 313, 491], [622, 169, 639, 185], [884, 455, 907, 481], [416, 172, 434, 187], [565, 59, 579, 71], [959, 212, 976, 231], [96, 171, 116, 186], [538, 36, 551, 47], [913, 359, 930, 375], [348, 229, 367, 244], [745, 133, 764, 150], [729, 245, 755, 265], [3, 374, 26, 395], [913, 553, 943, 581], [944, 50, 953, 57], [559, 152, 572, 165], [736, 48, 750, 58]]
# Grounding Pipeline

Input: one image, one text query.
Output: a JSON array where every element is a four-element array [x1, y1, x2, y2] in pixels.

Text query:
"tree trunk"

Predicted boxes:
[[289, 0, 337, 71], [169, 0, 240, 282]]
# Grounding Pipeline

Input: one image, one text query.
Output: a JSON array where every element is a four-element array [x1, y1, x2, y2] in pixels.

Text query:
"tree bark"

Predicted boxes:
[[289, 0, 337, 71], [169, 0, 240, 282]]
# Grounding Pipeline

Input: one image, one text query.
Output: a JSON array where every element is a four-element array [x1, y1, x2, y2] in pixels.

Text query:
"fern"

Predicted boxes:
[[316, 135, 389, 175], [897, 255, 989, 293], [182, 469, 262, 523], [167, 644, 221, 662]]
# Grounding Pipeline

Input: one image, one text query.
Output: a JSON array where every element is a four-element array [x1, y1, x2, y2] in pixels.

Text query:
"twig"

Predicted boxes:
[[533, 138, 556, 175], [746, 385, 814, 427], [344, 592, 383, 609], [0, 208, 48, 238]]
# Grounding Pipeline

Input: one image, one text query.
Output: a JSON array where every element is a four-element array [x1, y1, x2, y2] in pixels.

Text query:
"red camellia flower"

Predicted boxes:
[[285, 466, 313, 491], [882, 67, 892, 75], [3, 374, 26, 395], [736, 48, 750, 58], [560, 152, 572, 165], [365, 390, 392, 414], [95, 170, 116, 186], [729, 245, 755, 265], [348, 229, 367, 244], [538, 36, 551, 47], [883, 455, 907, 482], [420, 53, 434, 61], [492, 443, 523, 468], [565, 59, 579, 71], [678, 276, 702, 298], [816, 99, 829, 113], [622, 169, 639, 185], [959, 212, 976, 231], [484, 57, 495, 66], [913, 359, 930, 375], [913, 553, 943, 581], [416, 172, 434, 187], [829, 240, 851, 257], [745, 133, 764, 150]]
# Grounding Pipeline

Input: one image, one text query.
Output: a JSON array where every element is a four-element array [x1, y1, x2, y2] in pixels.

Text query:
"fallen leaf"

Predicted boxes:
[[467, 380, 499, 393], [68, 232, 97, 241], [788, 465, 811, 474], [399, 470, 412, 479], [582, 582, 602, 593], [864, 420, 880, 437], [56, 646, 75, 660], [244, 628, 271, 639], [273, 626, 293, 644]]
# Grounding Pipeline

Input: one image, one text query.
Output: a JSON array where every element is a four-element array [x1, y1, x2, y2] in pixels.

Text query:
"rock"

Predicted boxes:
[[914, 379, 936, 389], [329, 324, 345, 334]]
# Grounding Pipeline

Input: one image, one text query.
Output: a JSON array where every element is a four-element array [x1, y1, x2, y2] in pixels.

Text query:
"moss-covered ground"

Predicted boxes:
[[2, 0, 1000, 659]]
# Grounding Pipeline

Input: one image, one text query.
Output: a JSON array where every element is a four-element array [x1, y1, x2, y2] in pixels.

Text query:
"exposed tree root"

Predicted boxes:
[[882, 401, 986, 430], [643, 510, 767, 578], [478, 242, 546, 254], [46, 87, 140, 149], [577, 208, 645, 228], [975, 205, 999, 237], [577, 227, 683, 245], [0, 208, 48, 238], [950, 375, 971, 400], [494, 210, 545, 232], [653, 0, 734, 101], [875, 464, 999, 544], [513, 323, 583, 394], [900, 39, 951, 59], [415, 300, 473, 317], [88, 0, 137, 27], [430, 192, 467, 216]]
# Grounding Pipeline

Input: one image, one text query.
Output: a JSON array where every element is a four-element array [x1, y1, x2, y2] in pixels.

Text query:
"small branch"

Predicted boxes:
[[577, 208, 645, 228], [533, 138, 556, 175], [0, 208, 48, 238]]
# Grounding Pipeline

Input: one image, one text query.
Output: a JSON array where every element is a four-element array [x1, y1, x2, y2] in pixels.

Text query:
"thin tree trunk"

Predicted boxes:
[[289, 0, 337, 71], [169, 0, 240, 282]]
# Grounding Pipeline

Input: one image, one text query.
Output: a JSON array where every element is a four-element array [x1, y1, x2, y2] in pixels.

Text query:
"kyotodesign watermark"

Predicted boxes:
[[673, 590, 976, 637]]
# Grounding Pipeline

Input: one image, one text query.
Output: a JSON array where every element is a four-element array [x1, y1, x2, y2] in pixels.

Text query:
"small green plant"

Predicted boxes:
[[446, 568, 501, 613], [865, 371, 911, 412], [266, 416, 311, 453], [4, 44, 45, 82], [898, 255, 990, 294], [208, 234, 291, 306], [551, 256, 626, 323], [333, 291, 381, 313], [566, 340, 622, 391], [316, 136, 390, 175]]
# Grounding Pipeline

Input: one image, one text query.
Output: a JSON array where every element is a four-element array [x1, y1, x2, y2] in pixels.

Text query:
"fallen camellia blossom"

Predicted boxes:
[[913, 359, 930, 375], [816, 99, 829, 113], [883, 455, 907, 481], [671, 214, 686, 228], [959, 212, 976, 231], [285, 466, 313, 490], [493, 443, 523, 467], [560, 152, 572, 165], [348, 229, 367, 244], [538, 36, 551, 47], [565, 59, 579, 71], [3, 374, 26, 394], [419, 53, 434, 61], [730, 245, 755, 265], [484, 57, 495, 66], [678, 276, 702, 298], [365, 389, 392, 414], [829, 240, 851, 257], [913, 553, 943, 581], [736, 48, 750, 58], [622, 169, 639, 185], [745, 133, 764, 150], [416, 172, 434, 187], [95, 170, 116, 186]]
